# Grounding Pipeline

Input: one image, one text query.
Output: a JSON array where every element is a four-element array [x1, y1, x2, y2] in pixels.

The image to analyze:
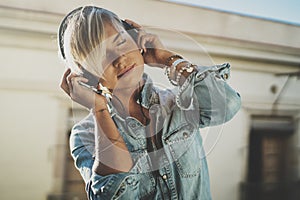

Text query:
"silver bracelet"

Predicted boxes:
[[171, 59, 186, 69]]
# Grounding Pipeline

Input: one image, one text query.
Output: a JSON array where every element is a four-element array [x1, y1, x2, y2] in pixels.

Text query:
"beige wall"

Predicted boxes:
[[0, 0, 300, 199]]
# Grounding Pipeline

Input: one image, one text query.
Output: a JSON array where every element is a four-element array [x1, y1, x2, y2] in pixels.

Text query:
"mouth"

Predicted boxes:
[[117, 64, 136, 78]]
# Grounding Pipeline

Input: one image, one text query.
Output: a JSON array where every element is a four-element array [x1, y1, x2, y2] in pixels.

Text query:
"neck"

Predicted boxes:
[[112, 81, 144, 113]]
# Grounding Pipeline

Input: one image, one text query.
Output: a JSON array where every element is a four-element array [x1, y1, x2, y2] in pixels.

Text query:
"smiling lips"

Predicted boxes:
[[117, 64, 135, 78]]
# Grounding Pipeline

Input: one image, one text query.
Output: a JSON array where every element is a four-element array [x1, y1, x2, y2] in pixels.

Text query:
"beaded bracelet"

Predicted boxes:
[[164, 66, 178, 86], [164, 58, 187, 86]]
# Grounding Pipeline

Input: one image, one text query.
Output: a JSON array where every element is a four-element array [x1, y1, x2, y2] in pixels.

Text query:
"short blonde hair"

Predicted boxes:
[[62, 6, 123, 76]]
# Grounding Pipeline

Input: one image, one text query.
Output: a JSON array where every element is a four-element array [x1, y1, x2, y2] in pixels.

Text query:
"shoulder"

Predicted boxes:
[[71, 112, 95, 134]]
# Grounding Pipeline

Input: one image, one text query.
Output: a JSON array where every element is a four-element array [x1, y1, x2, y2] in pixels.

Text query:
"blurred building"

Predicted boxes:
[[0, 0, 300, 200]]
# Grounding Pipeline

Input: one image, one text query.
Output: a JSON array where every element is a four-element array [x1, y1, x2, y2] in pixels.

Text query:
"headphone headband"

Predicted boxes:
[[58, 6, 83, 60]]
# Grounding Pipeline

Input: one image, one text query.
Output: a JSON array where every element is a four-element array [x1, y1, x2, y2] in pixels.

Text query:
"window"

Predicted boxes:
[[241, 116, 299, 200]]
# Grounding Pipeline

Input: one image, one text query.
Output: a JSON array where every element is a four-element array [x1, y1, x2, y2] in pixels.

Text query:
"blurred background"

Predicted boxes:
[[0, 0, 300, 199]]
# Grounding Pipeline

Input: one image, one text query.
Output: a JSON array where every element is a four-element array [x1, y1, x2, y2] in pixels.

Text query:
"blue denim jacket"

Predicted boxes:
[[70, 63, 241, 200]]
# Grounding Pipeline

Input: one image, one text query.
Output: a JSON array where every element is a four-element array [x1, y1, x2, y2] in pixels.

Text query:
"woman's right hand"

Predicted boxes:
[[124, 19, 174, 68], [60, 68, 97, 109]]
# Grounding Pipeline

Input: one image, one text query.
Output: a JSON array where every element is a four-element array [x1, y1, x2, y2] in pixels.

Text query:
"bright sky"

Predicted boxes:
[[165, 0, 300, 26]]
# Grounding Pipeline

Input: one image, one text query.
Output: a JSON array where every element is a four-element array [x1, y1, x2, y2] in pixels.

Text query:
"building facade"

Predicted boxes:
[[0, 0, 300, 199]]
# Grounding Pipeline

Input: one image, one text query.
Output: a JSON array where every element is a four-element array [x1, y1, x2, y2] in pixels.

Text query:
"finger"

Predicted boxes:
[[73, 77, 90, 91], [139, 34, 155, 53], [67, 73, 80, 94], [70, 76, 91, 92], [60, 68, 71, 95], [60, 68, 71, 86], [67, 73, 78, 83], [125, 19, 147, 51], [76, 76, 89, 83], [124, 19, 142, 29], [60, 82, 70, 96]]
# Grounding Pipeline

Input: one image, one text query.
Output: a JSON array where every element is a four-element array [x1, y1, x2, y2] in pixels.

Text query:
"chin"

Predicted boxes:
[[116, 67, 144, 89]]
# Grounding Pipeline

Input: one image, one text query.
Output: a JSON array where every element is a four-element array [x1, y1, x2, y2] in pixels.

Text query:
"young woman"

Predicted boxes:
[[59, 6, 241, 200]]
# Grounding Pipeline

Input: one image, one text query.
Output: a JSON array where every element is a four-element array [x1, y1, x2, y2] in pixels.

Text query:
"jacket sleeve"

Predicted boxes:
[[69, 114, 127, 200], [175, 63, 241, 128], [69, 115, 95, 185]]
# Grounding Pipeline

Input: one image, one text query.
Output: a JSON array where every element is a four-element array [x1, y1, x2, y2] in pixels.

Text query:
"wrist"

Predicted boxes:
[[156, 50, 174, 68], [94, 95, 108, 108], [91, 107, 109, 114]]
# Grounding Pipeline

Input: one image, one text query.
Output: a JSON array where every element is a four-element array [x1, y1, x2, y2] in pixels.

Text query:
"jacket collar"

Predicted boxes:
[[109, 73, 157, 117], [138, 73, 156, 109]]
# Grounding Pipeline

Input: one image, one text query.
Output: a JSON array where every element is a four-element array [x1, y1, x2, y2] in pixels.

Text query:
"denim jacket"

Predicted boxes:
[[70, 63, 241, 200]]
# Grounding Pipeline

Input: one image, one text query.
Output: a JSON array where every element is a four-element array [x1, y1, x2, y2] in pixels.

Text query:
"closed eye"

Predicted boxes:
[[117, 38, 126, 46]]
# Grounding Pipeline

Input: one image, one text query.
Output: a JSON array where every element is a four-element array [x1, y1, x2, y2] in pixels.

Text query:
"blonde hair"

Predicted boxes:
[[62, 6, 123, 76]]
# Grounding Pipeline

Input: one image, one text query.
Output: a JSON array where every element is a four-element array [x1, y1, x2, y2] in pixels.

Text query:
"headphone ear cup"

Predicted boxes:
[[122, 20, 139, 45]]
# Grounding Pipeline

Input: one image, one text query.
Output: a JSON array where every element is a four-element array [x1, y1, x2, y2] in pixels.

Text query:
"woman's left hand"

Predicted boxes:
[[125, 19, 173, 68]]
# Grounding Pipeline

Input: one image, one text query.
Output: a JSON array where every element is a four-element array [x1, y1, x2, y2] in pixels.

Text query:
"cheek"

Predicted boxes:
[[101, 65, 117, 79], [138, 53, 145, 65], [129, 50, 144, 65]]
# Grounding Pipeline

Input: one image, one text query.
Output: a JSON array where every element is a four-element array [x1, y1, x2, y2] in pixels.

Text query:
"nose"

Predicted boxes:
[[113, 54, 127, 69]]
